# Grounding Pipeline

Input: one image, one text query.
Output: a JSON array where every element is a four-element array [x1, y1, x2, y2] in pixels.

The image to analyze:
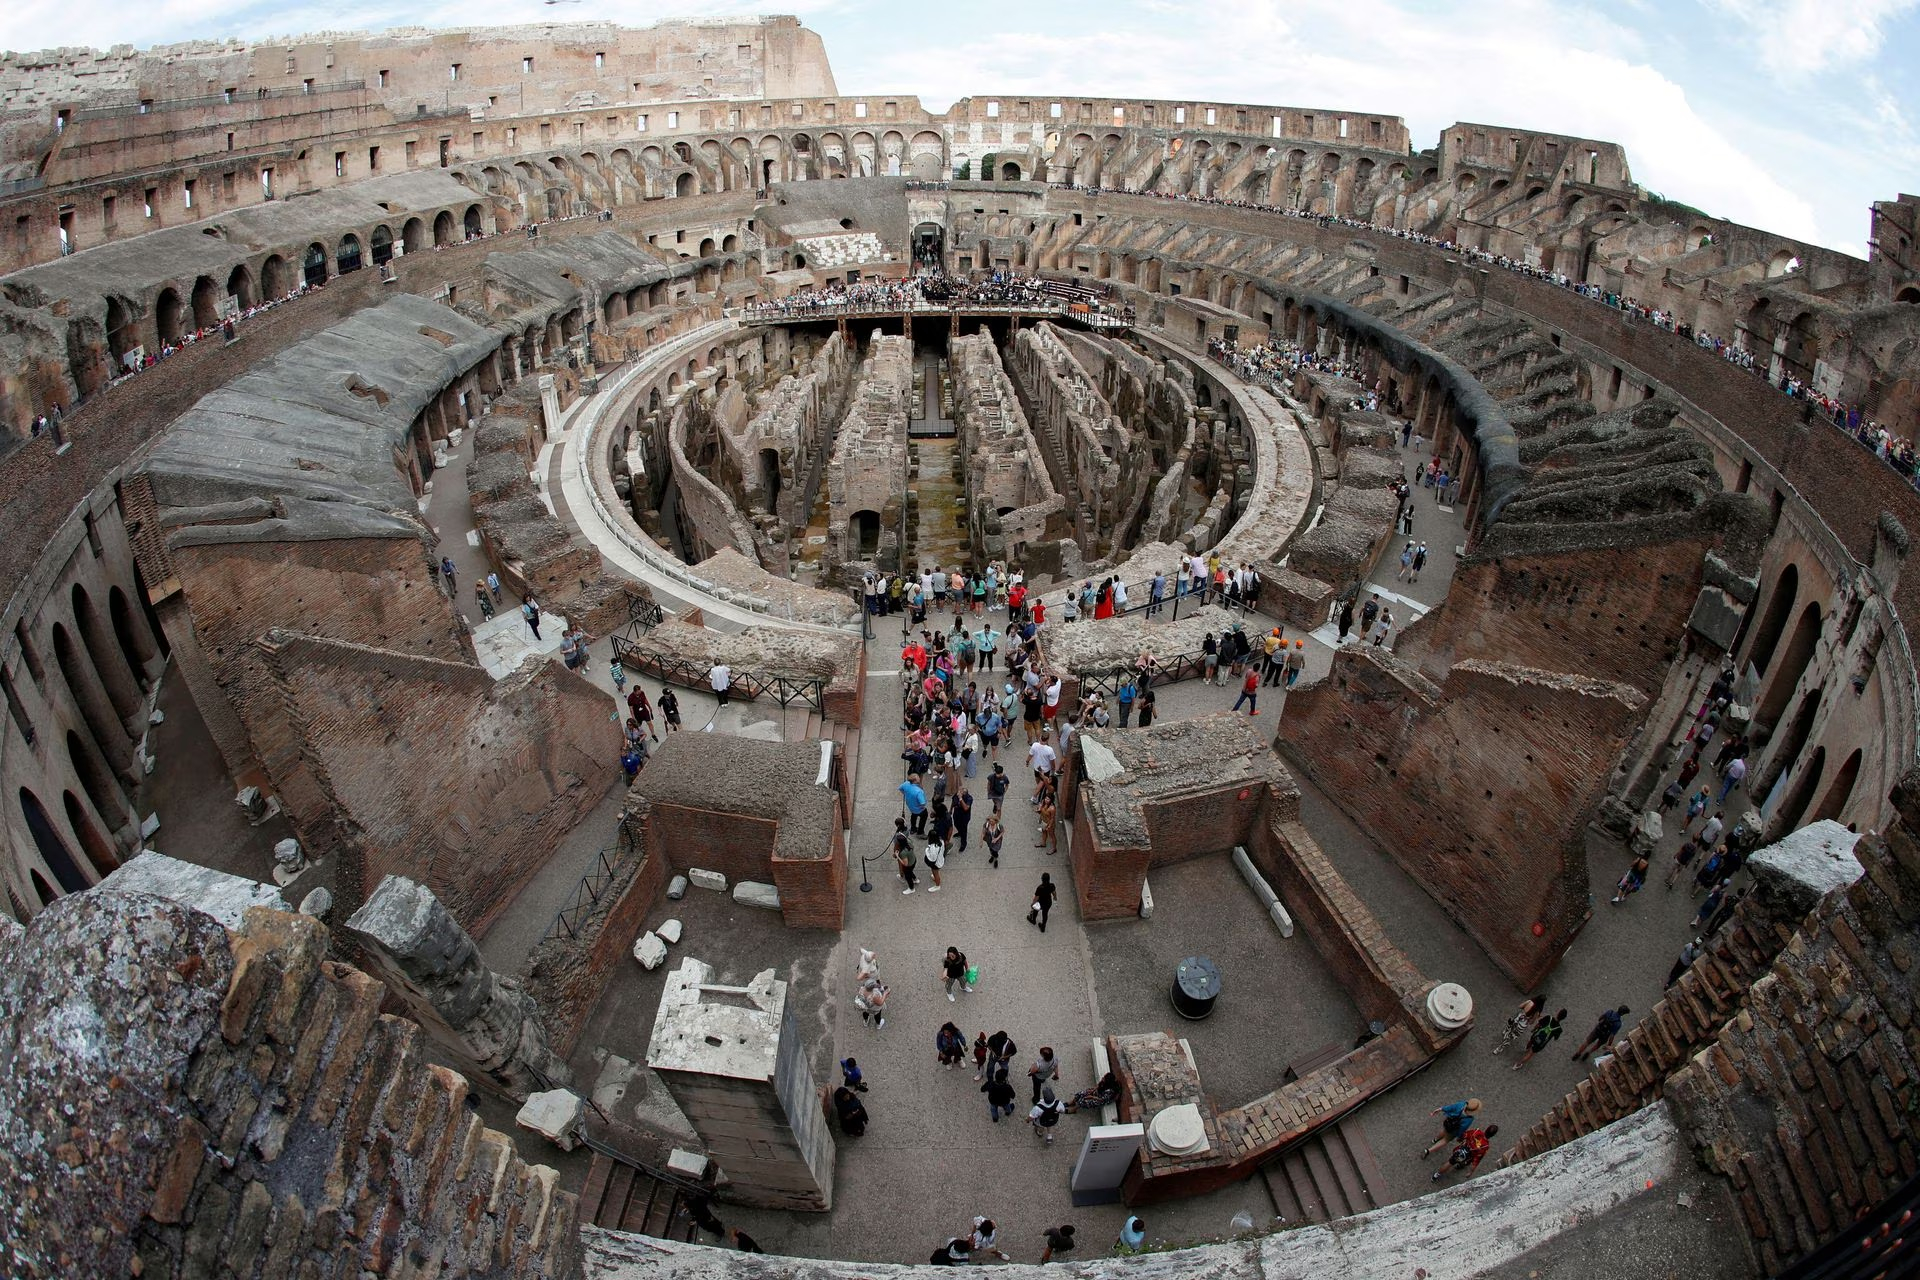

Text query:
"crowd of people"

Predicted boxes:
[[1062, 180, 1914, 486], [740, 270, 1133, 323]]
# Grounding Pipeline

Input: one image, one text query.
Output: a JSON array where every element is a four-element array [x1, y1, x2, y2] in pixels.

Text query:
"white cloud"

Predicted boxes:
[[1703, 0, 1918, 76]]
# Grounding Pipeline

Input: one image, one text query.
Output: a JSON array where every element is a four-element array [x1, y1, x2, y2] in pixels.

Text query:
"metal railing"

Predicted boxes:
[[543, 843, 630, 943], [1071, 645, 1217, 697], [608, 638, 827, 711]]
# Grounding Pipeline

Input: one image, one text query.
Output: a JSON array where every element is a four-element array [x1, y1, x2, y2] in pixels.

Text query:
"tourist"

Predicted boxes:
[[1261, 628, 1286, 687], [522, 597, 543, 640], [983, 812, 1004, 867], [1231, 665, 1260, 716], [1148, 571, 1166, 617], [1203, 632, 1221, 684], [659, 687, 681, 731], [1397, 542, 1415, 581], [1044, 674, 1063, 723], [1412, 543, 1428, 583], [936, 1022, 967, 1068], [1492, 995, 1547, 1055], [1029, 872, 1058, 931], [1137, 686, 1157, 728], [1665, 837, 1700, 889], [987, 763, 1009, 814], [1666, 937, 1705, 988], [900, 773, 929, 835], [893, 832, 919, 895], [1062, 591, 1079, 623], [473, 580, 494, 620], [1370, 607, 1394, 647], [940, 945, 972, 999], [972, 1031, 991, 1080], [1421, 1097, 1482, 1158], [620, 745, 642, 784], [1028, 1046, 1060, 1103], [1610, 855, 1650, 904], [1430, 1124, 1497, 1182], [1511, 1009, 1565, 1071], [1337, 596, 1355, 644], [1028, 1087, 1066, 1143], [1720, 755, 1747, 802], [953, 788, 974, 851], [1360, 594, 1379, 637], [988, 1028, 1019, 1075], [856, 976, 889, 1029], [1036, 785, 1058, 854], [964, 1218, 1009, 1262], [1692, 881, 1732, 931], [626, 686, 659, 740], [978, 623, 998, 672], [1285, 640, 1306, 687], [837, 1090, 875, 1136], [1570, 1005, 1630, 1062], [840, 1057, 869, 1093], [982, 1068, 1018, 1122], [1117, 1216, 1147, 1253], [1028, 732, 1058, 785], [708, 660, 732, 706], [1040, 1224, 1077, 1264]]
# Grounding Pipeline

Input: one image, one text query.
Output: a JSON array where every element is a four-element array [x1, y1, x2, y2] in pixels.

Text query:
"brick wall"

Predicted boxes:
[[1279, 649, 1645, 988], [1659, 775, 1920, 1274], [0, 893, 581, 1280], [1403, 535, 1717, 697], [647, 803, 779, 888], [524, 813, 669, 1057], [771, 821, 846, 931], [261, 634, 615, 935], [168, 534, 469, 841], [1061, 785, 1151, 920]]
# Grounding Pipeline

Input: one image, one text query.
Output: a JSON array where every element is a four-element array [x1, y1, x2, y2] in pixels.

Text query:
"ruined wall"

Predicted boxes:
[[523, 825, 667, 1058], [1007, 322, 1130, 557], [259, 633, 614, 936], [825, 331, 911, 573], [728, 329, 854, 530], [0, 892, 581, 1280], [1279, 648, 1645, 988], [948, 331, 1067, 563]]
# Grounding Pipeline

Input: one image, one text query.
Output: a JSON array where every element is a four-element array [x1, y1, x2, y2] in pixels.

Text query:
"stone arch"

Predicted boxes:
[[30, 871, 56, 909], [1897, 284, 1920, 304], [699, 237, 717, 257], [1777, 742, 1825, 831], [1745, 563, 1798, 675], [336, 233, 363, 275], [402, 217, 427, 253], [66, 729, 125, 832], [72, 585, 138, 720], [1812, 747, 1862, 823], [464, 204, 484, 239], [303, 241, 329, 286], [433, 211, 455, 247], [261, 255, 290, 298], [675, 172, 696, 198], [52, 621, 123, 765], [62, 791, 118, 878], [190, 275, 220, 330], [1766, 249, 1801, 278], [722, 233, 739, 252], [104, 297, 138, 366], [108, 586, 156, 676], [1758, 600, 1822, 728], [370, 224, 394, 265], [851, 509, 881, 555], [226, 263, 255, 309], [154, 288, 185, 345], [760, 448, 782, 506], [19, 787, 89, 894], [1001, 161, 1022, 181]]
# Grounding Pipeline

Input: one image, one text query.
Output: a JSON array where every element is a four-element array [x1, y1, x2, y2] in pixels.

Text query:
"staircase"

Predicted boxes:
[[783, 704, 861, 822], [1258, 1044, 1388, 1226], [578, 1152, 704, 1242]]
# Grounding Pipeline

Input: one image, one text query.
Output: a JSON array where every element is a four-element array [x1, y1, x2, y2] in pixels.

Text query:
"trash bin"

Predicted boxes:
[[1171, 955, 1222, 1020]]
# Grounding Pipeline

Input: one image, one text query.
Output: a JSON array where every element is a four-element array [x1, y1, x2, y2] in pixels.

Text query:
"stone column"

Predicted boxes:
[[344, 875, 570, 1101]]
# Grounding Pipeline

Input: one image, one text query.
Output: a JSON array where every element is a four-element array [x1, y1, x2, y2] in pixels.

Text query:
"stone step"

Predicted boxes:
[[598, 1161, 637, 1229], [1331, 1117, 1385, 1212], [580, 1153, 614, 1225]]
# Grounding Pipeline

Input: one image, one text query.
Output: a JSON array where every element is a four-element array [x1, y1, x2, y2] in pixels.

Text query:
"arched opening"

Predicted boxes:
[[31, 871, 56, 909], [260, 255, 289, 298], [464, 204, 483, 239], [793, 254, 807, 269], [1812, 747, 1862, 824], [402, 217, 427, 254], [722, 234, 739, 252], [370, 224, 394, 265], [1765, 249, 1801, 278], [336, 234, 363, 275], [66, 729, 124, 831], [226, 263, 255, 309], [851, 509, 881, 556], [699, 237, 717, 257], [1745, 564, 1798, 676], [1001, 161, 1022, 181], [760, 448, 782, 508], [1762, 684, 1824, 805], [20, 788, 89, 894], [52, 622, 123, 763], [190, 275, 219, 330], [1757, 601, 1822, 727], [1777, 744, 1825, 833], [675, 172, 696, 198], [1898, 285, 1920, 304], [302, 241, 329, 286], [108, 586, 156, 677], [63, 792, 118, 878], [433, 211, 456, 246], [72, 585, 138, 720], [155, 288, 185, 345], [105, 297, 137, 365]]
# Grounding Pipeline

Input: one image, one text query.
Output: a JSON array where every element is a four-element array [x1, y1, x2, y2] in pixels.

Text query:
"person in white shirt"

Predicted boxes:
[[1027, 736, 1057, 780], [708, 662, 732, 706]]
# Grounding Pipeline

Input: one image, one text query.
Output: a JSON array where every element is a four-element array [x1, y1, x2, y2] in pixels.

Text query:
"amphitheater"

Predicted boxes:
[[2, 15, 1919, 1280]]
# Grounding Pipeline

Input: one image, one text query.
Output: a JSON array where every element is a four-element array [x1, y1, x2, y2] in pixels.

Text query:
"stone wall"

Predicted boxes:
[[0, 892, 581, 1280], [1007, 322, 1132, 557], [1279, 648, 1645, 988], [826, 331, 912, 574], [728, 330, 854, 530], [949, 331, 1068, 563], [524, 827, 668, 1058], [259, 632, 615, 936]]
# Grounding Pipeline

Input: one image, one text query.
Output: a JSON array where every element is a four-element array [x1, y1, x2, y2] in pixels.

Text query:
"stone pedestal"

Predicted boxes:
[[344, 875, 571, 1101], [647, 957, 834, 1211]]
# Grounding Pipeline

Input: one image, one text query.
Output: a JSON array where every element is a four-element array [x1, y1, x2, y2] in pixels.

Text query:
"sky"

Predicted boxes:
[[3, 0, 1913, 255]]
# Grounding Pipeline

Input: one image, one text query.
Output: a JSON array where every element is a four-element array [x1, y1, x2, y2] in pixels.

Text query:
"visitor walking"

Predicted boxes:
[[940, 946, 973, 1000], [1666, 937, 1705, 988], [937, 1022, 967, 1068], [983, 1069, 1018, 1122], [1040, 1224, 1077, 1264], [1028, 1046, 1060, 1103], [1492, 995, 1547, 1055], [894, 830, 919, 895], [1510, 1008, 1565, 1071], [1029, 872, 1058, 932], [523, 597, 543, 640], [1028, 1087, 1066, 1143], [1430, 1124, 1497, 1183], [1570, 1005, 1630, 1062], [708, 661, 732, 707], [1421, 1098, 1482, 1158], [1231, 666, 1260, 715]]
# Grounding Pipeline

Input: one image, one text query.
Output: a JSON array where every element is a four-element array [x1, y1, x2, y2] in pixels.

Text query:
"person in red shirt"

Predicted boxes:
[[1030, 598, 1047, 628], [1230, 666, 1261, 716], [902, 640, 928, 674], [1431, 1124, 1499, 1182], [1008, 583, 1028, 623]]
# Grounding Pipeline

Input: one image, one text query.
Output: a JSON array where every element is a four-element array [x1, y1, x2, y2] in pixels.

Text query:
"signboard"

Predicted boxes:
[[1070, 1122, 1144, 1206]]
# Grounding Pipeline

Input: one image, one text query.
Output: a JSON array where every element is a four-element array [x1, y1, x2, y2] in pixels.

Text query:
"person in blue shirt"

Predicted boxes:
[[1116, 679, 1137, 727], [899, 774, 929, 835], [1421, 1097, 1482, 1158], [1117, 1216, 1147, 1252]]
